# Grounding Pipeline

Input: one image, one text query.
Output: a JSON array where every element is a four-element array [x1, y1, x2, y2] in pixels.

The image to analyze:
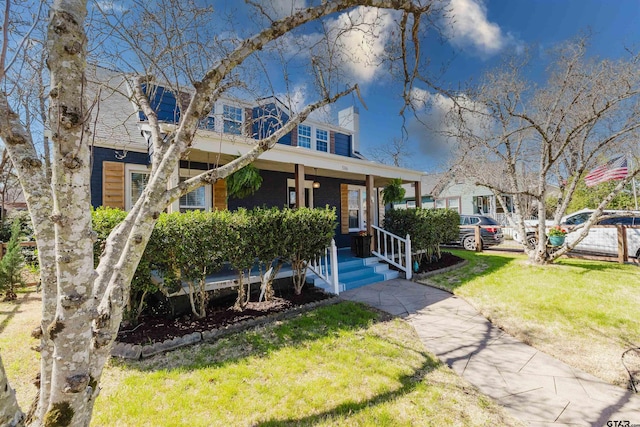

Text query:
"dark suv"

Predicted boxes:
[[455, 215, 504, 250]]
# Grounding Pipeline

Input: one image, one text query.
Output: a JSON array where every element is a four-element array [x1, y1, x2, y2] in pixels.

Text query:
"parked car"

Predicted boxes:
[[514, 208, 640, 248], [565, 214, 640, 258], [454, 215, 504, 251]]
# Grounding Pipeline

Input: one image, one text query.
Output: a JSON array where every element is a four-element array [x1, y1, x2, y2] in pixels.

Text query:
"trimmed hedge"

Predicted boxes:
[[383, 208, 459, 262], [92, 206, 337, 319]]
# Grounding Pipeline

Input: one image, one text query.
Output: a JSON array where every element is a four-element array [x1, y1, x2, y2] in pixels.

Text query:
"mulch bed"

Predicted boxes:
[[116, 286, 331, 345], [416, 251, 463, 273], [116, 252, 464, 346]]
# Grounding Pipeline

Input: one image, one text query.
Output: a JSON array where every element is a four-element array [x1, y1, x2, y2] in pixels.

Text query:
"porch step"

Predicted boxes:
[[308, 251, 399, 293]]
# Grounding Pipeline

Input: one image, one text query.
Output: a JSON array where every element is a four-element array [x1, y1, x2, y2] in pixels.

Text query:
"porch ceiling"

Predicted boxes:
[[189, 138, 425, 187]]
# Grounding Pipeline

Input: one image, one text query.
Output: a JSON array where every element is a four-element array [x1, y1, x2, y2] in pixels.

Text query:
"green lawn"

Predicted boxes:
[[422, 250, 640, 387], [93, 301, 519, 426]]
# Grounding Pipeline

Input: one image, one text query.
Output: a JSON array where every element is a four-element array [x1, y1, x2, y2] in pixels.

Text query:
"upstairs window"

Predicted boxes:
[[223, 105, 243, 135], [298, 124, 311, 148], [316, 129, 328, 152]]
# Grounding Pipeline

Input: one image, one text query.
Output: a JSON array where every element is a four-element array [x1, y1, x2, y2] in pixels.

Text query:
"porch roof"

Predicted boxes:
[[190, 134, 426, 187]]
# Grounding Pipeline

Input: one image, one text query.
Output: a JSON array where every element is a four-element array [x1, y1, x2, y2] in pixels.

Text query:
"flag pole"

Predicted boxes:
[[632, 156, 639, 210]]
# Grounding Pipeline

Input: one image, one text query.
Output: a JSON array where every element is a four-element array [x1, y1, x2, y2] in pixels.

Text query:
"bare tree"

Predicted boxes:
[[368, 137, 414, 167], [429, 38, 640, 264], [0, 0, 435, 425]]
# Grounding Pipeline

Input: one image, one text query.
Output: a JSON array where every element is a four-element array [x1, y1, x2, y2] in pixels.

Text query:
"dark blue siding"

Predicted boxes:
[[91, 147, 149, 208], [138, 85, 181, 123], [334, 132, 352, 157], [252, 103, 291, 146], [228, 170, 289, 210], [228, 170, 364, 248]]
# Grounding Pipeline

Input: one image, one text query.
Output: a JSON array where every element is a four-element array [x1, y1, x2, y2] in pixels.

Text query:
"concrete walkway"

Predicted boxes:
[[340, 279, 640, 426]]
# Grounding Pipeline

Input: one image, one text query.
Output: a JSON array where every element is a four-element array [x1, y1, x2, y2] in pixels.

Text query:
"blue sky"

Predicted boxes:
[[350, 0, 640, 172], [84, 0, 639, 172]]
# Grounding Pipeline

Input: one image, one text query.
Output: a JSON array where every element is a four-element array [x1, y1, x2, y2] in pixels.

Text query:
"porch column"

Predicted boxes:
[[295, 164, 305, 208], [415, 180, 422, 208], [366, 174, 374, 236], [169, 165, 180, 213]]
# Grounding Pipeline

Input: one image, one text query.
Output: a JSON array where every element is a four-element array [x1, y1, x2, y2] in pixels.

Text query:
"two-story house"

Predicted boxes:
[[88, 66, 425, 250]]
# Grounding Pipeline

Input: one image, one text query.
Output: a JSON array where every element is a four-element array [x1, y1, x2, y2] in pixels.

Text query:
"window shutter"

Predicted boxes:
[[102, 161, 125, 209], [213, 179, 228, 210], [340, 183, 349, 234]]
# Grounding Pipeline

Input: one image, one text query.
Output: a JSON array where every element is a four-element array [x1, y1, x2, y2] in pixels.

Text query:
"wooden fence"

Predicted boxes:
[[0, 241, 38, 261]]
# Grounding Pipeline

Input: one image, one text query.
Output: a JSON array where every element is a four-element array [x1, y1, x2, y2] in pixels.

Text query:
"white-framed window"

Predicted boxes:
[[298, 124, 311, 148], [223, 105, 243, 135], [435, 196, 461, 213], [316, 129, 328, 152], [297, 124, 329, 151], [179, 170, 212, 212], [125, 164, 151, 211], [347, 185, 377, 232]]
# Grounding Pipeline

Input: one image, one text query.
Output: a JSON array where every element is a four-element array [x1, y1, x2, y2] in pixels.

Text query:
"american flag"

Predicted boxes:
[[584, 156, 629, 187]]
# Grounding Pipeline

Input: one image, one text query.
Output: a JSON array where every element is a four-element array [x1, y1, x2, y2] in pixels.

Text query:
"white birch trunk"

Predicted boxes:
[[0, 1, 435, 425]]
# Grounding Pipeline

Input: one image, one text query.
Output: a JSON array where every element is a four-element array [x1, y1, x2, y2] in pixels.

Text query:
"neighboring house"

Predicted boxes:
[[397, 173, 515, 224], [88, 66, 424, 249]]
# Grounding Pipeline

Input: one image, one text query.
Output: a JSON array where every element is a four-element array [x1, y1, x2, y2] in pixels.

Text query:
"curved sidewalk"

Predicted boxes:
[[340, 279, 640, 427]]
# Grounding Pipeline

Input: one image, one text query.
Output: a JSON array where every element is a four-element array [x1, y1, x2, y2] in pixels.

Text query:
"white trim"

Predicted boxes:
[[125, 163, 152, 211], [297, 123, 329, 152], [192, 136, 425, 183], [347, 185, 367, 232], [179, 168, 212, 211], [286, 178, 314, 208]]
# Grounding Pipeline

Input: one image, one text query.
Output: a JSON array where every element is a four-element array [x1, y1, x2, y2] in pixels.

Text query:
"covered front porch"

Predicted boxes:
[[183, 137, 425, 248]]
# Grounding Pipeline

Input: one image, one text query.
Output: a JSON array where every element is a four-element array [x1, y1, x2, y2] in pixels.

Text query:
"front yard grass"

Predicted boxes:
[[1, 294, 520, 426], [95, 301, 519, 426], [422, 250, 640, 387]]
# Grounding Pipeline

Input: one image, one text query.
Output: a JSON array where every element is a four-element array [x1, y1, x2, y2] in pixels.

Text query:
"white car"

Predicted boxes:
[[513, 208, 640, 249], [565, 215, 640, 258]]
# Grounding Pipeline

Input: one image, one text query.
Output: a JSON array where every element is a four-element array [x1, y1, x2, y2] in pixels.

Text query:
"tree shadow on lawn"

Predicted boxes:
[[254, 356, 440, 427], [429, 250, 515, 292], [556, 257, 640, 273], [112, 301, 396, 373], [0, 291, 39, 334]]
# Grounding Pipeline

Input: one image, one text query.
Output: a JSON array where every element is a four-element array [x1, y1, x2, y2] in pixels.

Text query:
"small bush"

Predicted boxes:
[[384, 208, 459, 262]]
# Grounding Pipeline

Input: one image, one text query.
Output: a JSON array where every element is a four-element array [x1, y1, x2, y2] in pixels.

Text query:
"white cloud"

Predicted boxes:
[[277, 83, 331, 120], [409, 88, 491, 159], [96, 0, 127, 13], [324, 6, 396, 82], [269, 0, 307, 19], [444, 0, 516, 57]]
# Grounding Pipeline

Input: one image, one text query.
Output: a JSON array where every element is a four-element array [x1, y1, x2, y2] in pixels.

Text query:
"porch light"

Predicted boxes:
[[313, 168, 320, 188]]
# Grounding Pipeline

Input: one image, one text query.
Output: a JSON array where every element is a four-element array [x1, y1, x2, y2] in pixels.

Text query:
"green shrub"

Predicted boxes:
[[384, 208, 459, 263], [92, 207, 157, 324], [283, 207, 337, 295], [250, 207, 287, 301], [0, 220, 25, 301]]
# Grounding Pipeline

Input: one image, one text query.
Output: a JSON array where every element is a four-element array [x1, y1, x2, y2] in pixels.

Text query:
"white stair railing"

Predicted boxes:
[[371, 225, 412, 280], [308, 239, 340, 294]]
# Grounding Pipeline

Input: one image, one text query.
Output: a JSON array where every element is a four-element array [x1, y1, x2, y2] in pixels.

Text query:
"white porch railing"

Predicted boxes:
[[371, 225, 412, 280], [308, 239, 340, 294]]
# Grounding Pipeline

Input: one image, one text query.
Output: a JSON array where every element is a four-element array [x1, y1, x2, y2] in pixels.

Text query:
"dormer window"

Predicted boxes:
[[298, 124, 312, 148], [316, 129, 328, 152], [297, 124, 329, 152], [223, 105, 243, 135]]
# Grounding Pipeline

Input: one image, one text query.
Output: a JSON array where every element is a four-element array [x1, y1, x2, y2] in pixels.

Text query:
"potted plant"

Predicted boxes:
[[548, 226, 567, 247], [352, 230, 372, 258]]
